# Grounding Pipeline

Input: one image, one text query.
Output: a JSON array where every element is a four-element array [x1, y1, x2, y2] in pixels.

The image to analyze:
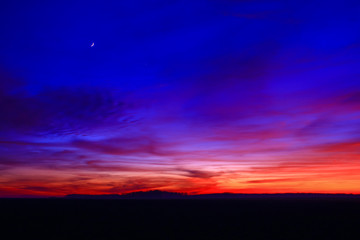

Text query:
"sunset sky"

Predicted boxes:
[[1, 0, 360, 197]]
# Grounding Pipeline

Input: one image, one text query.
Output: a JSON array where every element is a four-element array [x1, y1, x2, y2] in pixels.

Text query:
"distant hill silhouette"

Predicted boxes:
[[65, 190, 360, 199], [66, 190, 186, 199], [123, 190, 186, 199]]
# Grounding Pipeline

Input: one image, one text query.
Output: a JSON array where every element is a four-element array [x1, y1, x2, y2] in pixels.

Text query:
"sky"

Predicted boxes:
[[0, 0, 360, 197]]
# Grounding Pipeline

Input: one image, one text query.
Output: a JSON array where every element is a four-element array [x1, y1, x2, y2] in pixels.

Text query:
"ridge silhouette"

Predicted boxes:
[[65, 190, 360, 199]]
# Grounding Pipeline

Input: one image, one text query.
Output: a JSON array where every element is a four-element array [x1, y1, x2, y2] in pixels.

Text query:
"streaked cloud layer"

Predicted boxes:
[[0, 0, 360, 196]]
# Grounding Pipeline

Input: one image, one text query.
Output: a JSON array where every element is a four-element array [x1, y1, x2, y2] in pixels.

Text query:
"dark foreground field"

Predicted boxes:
[[1, 198, 360, 240]]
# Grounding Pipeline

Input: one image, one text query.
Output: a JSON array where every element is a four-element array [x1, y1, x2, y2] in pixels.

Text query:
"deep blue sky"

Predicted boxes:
[[2, 0, 359, 90]]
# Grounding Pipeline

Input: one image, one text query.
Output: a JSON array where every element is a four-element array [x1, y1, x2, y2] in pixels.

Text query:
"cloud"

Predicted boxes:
[[180, 169, 220, 179], [0, 73, 130, 136], [21, 186, 54, 192], [105, 178, 164, 193], [314, 141, 360, 153], [246, 178, 296, 184], [72, 136, 162, 156]]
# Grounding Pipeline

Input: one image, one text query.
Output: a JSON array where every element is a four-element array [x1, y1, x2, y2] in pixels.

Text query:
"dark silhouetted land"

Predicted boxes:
[[1, 191, 360, 239], [65, 190, 360, 200]]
